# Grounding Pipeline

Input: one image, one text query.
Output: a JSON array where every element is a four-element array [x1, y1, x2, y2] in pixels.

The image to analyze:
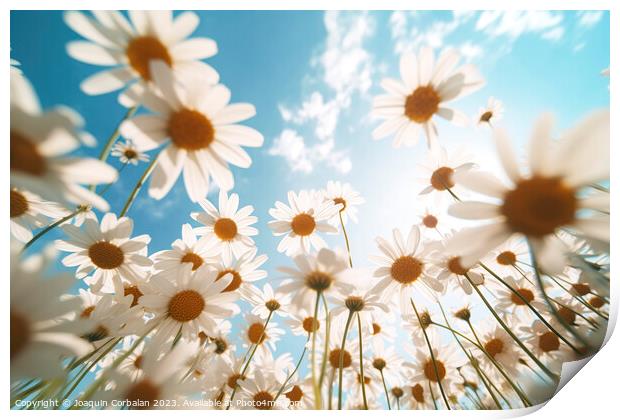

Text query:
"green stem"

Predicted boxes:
[[356, 313, 368, 410], [21, 206, 86, 252], [337, 310, 354, 410], [310, 291, 322, 409], [274, 337, 309, 401], [318, 294, 330, 389], [410, 298, 451, 410], [118, 150, 160, 217], [339, 211, 353, 268], [379, 369, 391, 410]]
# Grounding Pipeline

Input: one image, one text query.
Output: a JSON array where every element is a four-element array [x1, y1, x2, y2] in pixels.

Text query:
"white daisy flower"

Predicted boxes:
[[370, 225, 442, 311], [236, 369, 288, 410], [268, 190, 341, 256], [94, 339, 202, 409], [11, 72, 117, 210], [402, 307, 436, 346], [210, 247, 268, 297], [366, 312, 397, 344], [278, 248, 353, 308], [11, 250, 91, 383], [152, 223, 220, 278], [111, 140, 150, 165], [474, 322, 523, 378], [64, 10, 218, 104], [322, 180, 365, 225], [139, 264, 240, 344], [428, 234, 485, 296], [248, 283, 292, 319], [198, 319, 235, 362], [56, 212, 152, 293], [520, 320, 578, 374], [283, 377, 315, 409], [369, 340, 404, 385], [483, 235, 530, 276], [448, 111, 610, 274], [405, 382, 436, 410], [493, 276, 547, 322], [10, 188, 66, 243], [239, 313, 284, 359], [120, 61, 264, 201], [417, 145, 476, 204], [372, 46, 484, 148], [342, 358, 383, 405], [97, 336, 146, 382], [476, 97, 504, 126], [192, 190, 258, 259], [286, 308, 322, 337], [404, 332, 466, 400]]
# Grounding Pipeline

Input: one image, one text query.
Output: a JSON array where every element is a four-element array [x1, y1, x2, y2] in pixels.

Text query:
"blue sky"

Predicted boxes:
[[10, 10, 610, 401]]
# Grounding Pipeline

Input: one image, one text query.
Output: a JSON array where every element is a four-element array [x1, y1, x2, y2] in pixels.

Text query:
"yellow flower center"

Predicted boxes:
[[124, 285, 143, 307], [423, 359, 447, 382], [248, 322, 267, 344], [253, 391, 275, 410], [390, 256, 423, 284], [372, 322, 381, 335], [329, 348, 352, 368], [10, 311, 30, 359], [124, 379, 161, 410], [227, 373, 245, 389], [125, 36, 172, 81], [501, 176, 577, 237], [167, 108, 215, 151], [572, 283, 591, 296], [133, 355, 143, 369], [213, 218, 238, 241], [510, 288, 534, 306], [430, 166, 455, 191], [447, 256, 469, 275], [422, 214, 438, 228], [10, 190, 29, 218], [302, 316, 320, 333], [405, 86, 440, 123], [496, 251, 517, 266], [168, 290, 205, 322], [291, 213, 316, 236], [479, 110, 493, 123], [285, 385, 303, 403], [10, 131, 47, 177], [333, 197, 347, 210], [216, 269, 243, 292], [557, 307, 576, 325], [124, 149, 138, 160], [88, 241, 125, 269], [484, 338, 504, 358], [539, 331, 560, 353], [304, 271, 333, 292], [392, 387, 404, 398], [411, 383, 425, 403], [181, 252, 204, 271]]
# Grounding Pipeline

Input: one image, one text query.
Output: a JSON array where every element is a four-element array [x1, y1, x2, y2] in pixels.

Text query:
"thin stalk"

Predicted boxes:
[[356, 313, 368, 410], [21, 206, 86, 252], [526, 241, 592, 353], [379, 369, 391, 410], [465, 274, 559, 382], [337, 310, 354, 410], [410, 298, 451, 409], [311, 291, 322, 409], [274, 337, 309, 400], [339, 211, 353, 267], [318, 294, 330, 389], [119, 150, 160, 217]]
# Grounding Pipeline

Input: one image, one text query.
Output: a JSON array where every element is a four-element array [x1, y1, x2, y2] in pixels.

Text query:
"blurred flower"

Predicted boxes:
[[476, 97, 504, 126], [11, 72, 116, 210], [372, 47, 484, 147], [120, 61, 263, 201], [448, 111, 610, 273], [64, 10, 218, 104], [322, 180, 365, 225], [268, 190, 340, 256], [10, 188, 66, 243]]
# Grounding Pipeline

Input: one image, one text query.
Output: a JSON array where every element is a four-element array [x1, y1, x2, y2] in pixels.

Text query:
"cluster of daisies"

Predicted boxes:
[[10, 11, 609, 411]]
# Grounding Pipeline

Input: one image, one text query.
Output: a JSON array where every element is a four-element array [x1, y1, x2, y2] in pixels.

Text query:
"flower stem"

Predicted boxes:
[[318, 294, 331, 389], [21, 206, 87, 253], [379, 369, 391, 410], [311, 291, 323, 409], [274, 336, 309, 401], [465, 274, 559, 381], [337, 310, 354, 410], [338, 211, 353, 268], [118, 150, 160, 217], [410, 298, 451, 410], [356, 313, 369, 410]]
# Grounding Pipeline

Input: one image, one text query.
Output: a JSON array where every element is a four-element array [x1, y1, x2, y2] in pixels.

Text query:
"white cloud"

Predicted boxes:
[[459, 41, 483, 60], [475, 11, 563, 39], [577, 11, 604, 28], [542, 26, 565, 42], [270, 11, 374, 174]]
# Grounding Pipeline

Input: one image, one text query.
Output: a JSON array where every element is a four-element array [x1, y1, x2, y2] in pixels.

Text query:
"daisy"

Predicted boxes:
[[342, 359, 383, 404], [64, 11, 218, 104], [366, 311, 397, 344], [199, 319, 235, 361], [236, 369, 288, 410], [370, 340, 404, 384], [210, 247, 268, 298], [372, 46, 484, 148], [191, 190, 258, 258], [248, 283, 292, 319], [329, 275, 390, 332], [283, 377, 315, 409], [119, 61, 263, 201], [268, 190, 341, 256], [111, 140, 150, 165], [253, 351, 295, 384], [402, 308, 436, 346], [10, 188, 66, 243], [520, 320, 577, 374], [11, 72, 117, 210], [404, 332, 466, 400], [476, 97, 504, 127], [278, 248, 352, 308], [98, 336, 147, 382], [152, 223, 220, 279], [405, 382, 436, 410], [370, 225, 442, 311], [10, 250, 91, 383], [417, 145, 476, 204], [139, 264, 240, 344], [239, 313, 284, 358], [321, 180, 365, 225], [448, 111, 610, 274], [484, 235, 530, 276], [94, 339, 202, 410], [429, 234, 485, 295], [475, 322, 523, 378], [493, 276, 547, 322], [56, 212, 152, 293]]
